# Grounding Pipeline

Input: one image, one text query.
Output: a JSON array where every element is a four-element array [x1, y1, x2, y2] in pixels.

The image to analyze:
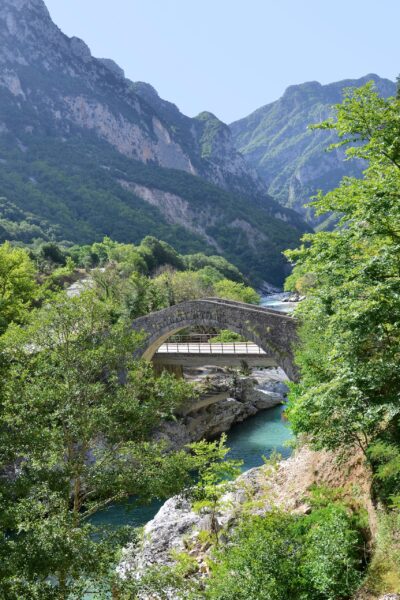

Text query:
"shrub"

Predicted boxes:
[[205, 513, 303, 600], [205, 506, 363, 600], [210, 330, 245, 343]]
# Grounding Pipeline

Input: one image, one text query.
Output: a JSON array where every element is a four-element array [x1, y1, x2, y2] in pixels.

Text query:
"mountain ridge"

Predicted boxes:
[[230, 74, 397, 224], [0, 0, 310, 285], [1, 0, 270, 198]]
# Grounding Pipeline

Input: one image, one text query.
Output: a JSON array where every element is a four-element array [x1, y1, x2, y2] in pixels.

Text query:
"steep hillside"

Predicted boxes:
[[231, 75, 396, 225], [0, 0, 310, 286], [0, 0, 261, 194]]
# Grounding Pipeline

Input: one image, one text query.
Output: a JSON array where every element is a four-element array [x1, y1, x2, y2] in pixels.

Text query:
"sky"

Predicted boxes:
[[45, 0, 400, 123]]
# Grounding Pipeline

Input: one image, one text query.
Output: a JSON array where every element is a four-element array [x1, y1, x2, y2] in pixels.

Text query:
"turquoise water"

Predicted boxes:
[[91, 404, 292, 529], [226, 403, 292, 470], [86, 299, 293, 599], [89, 497, 163, 530]]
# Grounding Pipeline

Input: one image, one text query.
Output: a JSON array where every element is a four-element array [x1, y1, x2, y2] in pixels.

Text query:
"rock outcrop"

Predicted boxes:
[[154, 369, 287, 451]]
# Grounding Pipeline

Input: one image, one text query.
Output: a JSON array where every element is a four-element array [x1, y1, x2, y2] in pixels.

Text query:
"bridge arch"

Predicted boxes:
[[131, 298, 299, 381]]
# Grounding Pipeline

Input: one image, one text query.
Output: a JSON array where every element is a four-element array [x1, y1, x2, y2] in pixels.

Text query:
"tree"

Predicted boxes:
[[183, 253, 245, 284], [39, 242, 66, 266], [214, 279, 260, 304], [138, 236, 185, 273], [116, 436, 242, 599], [285, 82, 400, 455], [190, 435, 242, 547], [0, 291, 205, 598], [92, 266, 168, 320], [154, 270, 213, 304], [107, 242, 147, 276], [0, 241, 37, 334]]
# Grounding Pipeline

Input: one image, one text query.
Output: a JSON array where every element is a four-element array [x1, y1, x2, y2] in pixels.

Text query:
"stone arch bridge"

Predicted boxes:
[[132, 298, 299, 381]]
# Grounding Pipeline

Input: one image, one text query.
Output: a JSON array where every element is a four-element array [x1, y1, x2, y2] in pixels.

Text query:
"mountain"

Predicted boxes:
[[0, 0, 310, 286], [230, 75, 396, 226]]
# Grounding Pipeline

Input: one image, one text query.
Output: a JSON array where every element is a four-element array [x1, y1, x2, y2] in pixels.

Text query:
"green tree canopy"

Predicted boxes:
[[0, 241, 37, 334], [0, 291, 206, 597], [204, 505, 362, 600], [214, 279, 260, 304], [285, 82, 400, 454]]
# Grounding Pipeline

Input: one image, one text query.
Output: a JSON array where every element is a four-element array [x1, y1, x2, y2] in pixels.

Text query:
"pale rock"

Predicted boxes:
[[119, 444, 374, 594], [153, 372, 285, 451]]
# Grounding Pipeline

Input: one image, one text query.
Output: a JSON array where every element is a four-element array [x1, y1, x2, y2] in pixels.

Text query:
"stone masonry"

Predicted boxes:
[[131, 298, 299, 381]]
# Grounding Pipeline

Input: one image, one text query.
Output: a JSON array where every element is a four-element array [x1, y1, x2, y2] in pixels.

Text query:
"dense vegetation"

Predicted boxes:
[[125, 80, 400, 600], [0, 0, 309, 288], [205, 501, 364, 600], [121, 478, 368, 600], [0, 234, 260, 332], [0, 234, 260, 597], [3, 3, 400, 598], [0, 128, 308, 285], [1, 65, 399, 599], [285, 82, 400, 593]]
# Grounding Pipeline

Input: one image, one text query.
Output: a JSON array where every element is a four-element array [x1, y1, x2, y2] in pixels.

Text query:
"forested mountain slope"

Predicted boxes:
[[0, 0, 310, 285], [231, 75, 396, 225]]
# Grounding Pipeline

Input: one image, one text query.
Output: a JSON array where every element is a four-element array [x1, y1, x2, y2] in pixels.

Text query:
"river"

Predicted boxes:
[[91, 293, 294, 530], [91, 403, 292, 529], [261, 292, 297, 313]]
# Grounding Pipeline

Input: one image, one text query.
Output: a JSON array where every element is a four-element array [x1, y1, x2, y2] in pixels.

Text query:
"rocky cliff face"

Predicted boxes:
[[0, 0, 272, 196], [0, 0, 191, 171], [153, 369, 287, 451], [0, 0, 309, 285], [231, 76, 396, 226]]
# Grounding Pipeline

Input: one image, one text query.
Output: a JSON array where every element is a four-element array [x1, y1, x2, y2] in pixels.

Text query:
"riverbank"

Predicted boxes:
[[118, 444, 374, 593], [91, 299, 293, 531], [91, 371, 292, 531], [153, 367, 288, 451]]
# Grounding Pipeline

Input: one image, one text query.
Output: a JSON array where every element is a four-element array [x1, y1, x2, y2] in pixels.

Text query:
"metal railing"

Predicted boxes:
[[156, 340, 265, 355]]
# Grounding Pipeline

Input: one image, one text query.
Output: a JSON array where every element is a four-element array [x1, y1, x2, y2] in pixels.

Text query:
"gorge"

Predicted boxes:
[[0, 0, 399, 598]]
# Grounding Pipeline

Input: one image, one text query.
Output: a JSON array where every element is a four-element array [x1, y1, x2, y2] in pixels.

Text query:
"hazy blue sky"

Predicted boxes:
[[45, 0, 399, 123]]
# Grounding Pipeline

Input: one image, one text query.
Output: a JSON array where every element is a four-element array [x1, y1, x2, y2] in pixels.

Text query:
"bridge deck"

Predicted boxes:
[[156, 342, 266, 355]]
